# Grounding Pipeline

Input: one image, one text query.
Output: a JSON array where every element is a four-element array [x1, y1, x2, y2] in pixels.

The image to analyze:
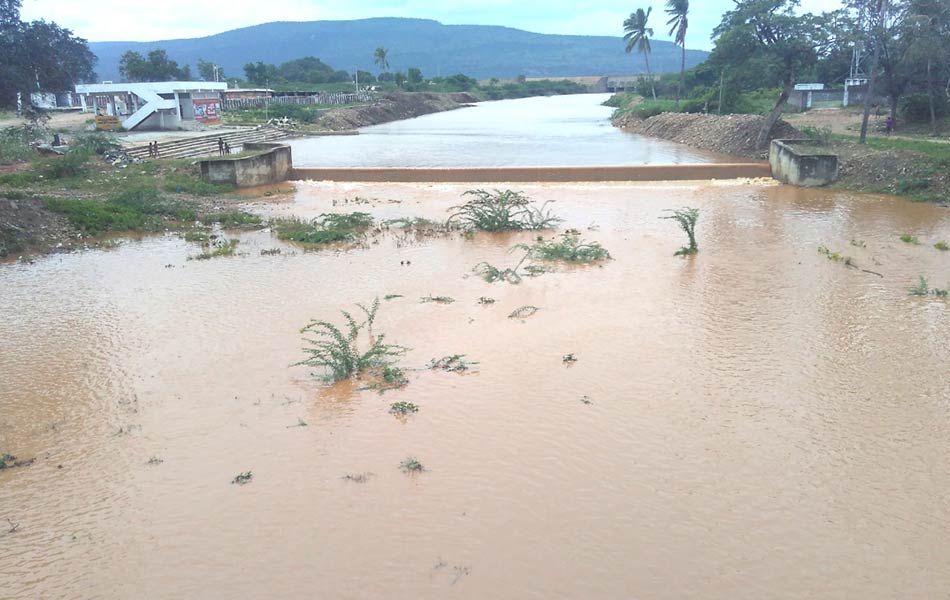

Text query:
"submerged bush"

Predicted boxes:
[[661, 207, 699, 256], [273, 212, 373, 245], [900, 234, 920, 245], [399, 456, 425, 473], [296, 298, 409, 382], [909, 276, 929, 296], [448, 189, 560, 231], [520, 231, 610, 263], [199, 211, 262, 228], [934, 241, 948, 251]]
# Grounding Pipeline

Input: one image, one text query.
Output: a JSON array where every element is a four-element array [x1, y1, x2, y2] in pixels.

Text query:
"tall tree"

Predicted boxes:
[[624, 8, 657, 100], [197, 59, 223, 82], [0, 3, 96, 107], [119, 49, 188, 82], [374, 47, 390, 74], [666, 0, 689, 109], [858, 0, 889, 143], [712, 0, 818, 149]]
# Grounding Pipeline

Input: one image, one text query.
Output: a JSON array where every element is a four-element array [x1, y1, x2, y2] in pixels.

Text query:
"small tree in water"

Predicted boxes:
[[661, 207, 699, 255]]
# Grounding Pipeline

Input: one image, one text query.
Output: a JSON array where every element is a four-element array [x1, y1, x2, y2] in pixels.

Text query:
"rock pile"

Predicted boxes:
[[616, 112, 800, 159]]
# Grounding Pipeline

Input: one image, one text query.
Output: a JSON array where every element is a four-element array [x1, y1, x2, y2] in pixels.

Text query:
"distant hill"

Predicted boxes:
[[89, 18, 708, 82]]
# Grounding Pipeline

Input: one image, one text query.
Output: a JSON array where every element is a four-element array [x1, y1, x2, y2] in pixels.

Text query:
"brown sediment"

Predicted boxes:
[[2, 181, 950, 599], [291, 163, 772, 183]]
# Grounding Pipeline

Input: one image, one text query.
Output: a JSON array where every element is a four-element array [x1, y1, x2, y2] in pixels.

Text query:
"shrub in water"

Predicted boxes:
[[448, 189, 560, 231], [661, 207, 699, 256]]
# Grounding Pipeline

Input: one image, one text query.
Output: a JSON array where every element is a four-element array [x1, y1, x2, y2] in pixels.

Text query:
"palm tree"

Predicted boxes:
[[373, 47, 389, 74], [665, 0, 689, 109], [623, 7, 656, 101]]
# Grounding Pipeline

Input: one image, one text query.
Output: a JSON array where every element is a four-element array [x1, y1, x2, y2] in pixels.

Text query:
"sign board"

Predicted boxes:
[[193, 98, 221, 124], [95, 115, 122, 130], [794, 83, 825, 91]]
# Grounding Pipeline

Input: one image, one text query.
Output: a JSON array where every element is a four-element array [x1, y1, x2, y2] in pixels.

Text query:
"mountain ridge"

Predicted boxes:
[[89, 17, 709, 82]]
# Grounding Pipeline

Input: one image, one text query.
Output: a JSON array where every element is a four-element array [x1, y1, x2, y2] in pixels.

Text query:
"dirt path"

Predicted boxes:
[[784, 107, 950, 144]]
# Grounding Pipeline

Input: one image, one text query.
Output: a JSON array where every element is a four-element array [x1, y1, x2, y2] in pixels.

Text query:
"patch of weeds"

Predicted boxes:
[[163, 174, 233, 196], [231, 471, 253, 485], [800, 125, 833, 145], [661, 207, 699, 256], [421, 295, 455, 304], [39, 149, 91, 179], [579, 395, 593, 405], [199, 211, 262, 228], [365, 365, 409, 394], [296, 298, 409, 383], [146, 456, 163, 466], [934, 241, 949, 251], [933, 286, 949, 297], [0, 127, 34, 164], [562, 353, 577, 365], [895, 177, 931, 195], [260, 247, 282, 256], [182, 230, 210, 243], [389, 401, 419, 416], [428, 355, 478, 372], [189, 238, 238, 260], [850, 239, 866, 248], [44, 185, 196, 235], [400, 456, 425, 473], [286, 418, 308, 428], [818, 245, 851, 264], [519, 232, 610, 263], [899, 234, 920, 245], [0, 171, 38, 187], [477, 296, 496, 305], [508, 305, 539, 320], [448, 189, 560, 231], [342, 472, 371, 483], [72, 132, 120, 155], [383, 294, 403, 301], [272, 212, 373, 246], [909, 276, 930, 296]]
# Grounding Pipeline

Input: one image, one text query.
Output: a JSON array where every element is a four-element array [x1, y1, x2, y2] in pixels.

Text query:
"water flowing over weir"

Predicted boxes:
[[3, 96, 950, 599]]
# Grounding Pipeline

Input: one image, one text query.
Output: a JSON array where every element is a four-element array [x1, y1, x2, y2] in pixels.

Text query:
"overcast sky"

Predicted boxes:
[[19, 0, 839, 49]]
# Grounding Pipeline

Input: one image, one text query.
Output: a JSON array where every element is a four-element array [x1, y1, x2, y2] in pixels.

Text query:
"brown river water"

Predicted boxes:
[[2, 180, 950, 599]]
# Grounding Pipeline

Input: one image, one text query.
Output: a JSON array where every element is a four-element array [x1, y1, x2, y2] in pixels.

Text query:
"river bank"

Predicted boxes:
[[609, 96, 950, 204], [314, 92, 478, 131]]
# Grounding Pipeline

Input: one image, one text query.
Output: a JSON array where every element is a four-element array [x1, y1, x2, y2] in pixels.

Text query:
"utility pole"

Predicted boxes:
[[212, 65, 220, 83], [355, 68, 359, 93], [718, 69, 725, 116]]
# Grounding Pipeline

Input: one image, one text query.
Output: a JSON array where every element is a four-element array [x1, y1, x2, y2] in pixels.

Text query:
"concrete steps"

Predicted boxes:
[[126, 126, 294, 160]]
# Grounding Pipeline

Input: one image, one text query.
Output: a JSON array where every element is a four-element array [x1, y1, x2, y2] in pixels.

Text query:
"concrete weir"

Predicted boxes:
[[290, 163, 772, 183]]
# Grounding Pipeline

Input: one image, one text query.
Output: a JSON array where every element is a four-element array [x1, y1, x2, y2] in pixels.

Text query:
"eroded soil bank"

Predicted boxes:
[[315, 92, 479, 131], [2, 180, 950, 599]]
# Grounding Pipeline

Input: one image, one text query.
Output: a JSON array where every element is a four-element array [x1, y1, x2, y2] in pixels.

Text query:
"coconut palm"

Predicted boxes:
[[623, 7, 656, 100], [665, 0, 689, 109], [373, 47, 389, 74]]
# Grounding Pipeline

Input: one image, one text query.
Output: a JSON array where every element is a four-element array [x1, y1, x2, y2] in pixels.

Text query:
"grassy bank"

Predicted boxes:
[[0, 130, 263, 257]]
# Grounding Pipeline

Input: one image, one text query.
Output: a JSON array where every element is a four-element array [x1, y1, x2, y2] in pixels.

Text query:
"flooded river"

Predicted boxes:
[[2, 180, 950, 598], [290, 94, 730, 167]]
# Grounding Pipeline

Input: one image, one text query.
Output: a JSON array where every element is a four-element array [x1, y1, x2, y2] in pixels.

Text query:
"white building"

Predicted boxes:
[[74, 81, 229, 130]]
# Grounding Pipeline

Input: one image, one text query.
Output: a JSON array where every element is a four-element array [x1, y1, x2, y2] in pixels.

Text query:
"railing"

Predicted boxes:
[[222, 92, 375, 110]]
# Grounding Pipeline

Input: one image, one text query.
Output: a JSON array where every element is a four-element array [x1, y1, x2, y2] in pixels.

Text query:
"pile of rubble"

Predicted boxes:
[[101, 148, 140, 166]]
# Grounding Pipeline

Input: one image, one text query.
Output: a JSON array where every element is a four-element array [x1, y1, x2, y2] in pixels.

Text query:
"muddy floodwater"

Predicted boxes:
[[291, 94, 731, 167], [2, 180, 950, 599]]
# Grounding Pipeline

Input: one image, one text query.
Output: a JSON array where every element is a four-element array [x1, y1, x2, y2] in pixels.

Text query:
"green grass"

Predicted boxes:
[[900, 234, 920, 245], [199, 211, 262, 228], [163, 174, 234, 196], [272, 212, 373, 245], [428, 355, 478, 372], [0, 128, 34, 165], [831, 134, 950, 162], [935, 241, 949, 251], [44, 185, 197, 235], [189, 238, 238, 260]]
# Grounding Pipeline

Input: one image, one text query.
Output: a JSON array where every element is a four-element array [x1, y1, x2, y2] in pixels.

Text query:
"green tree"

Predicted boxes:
[[624, 7, 657, 100], [712, 0, 818, 149], [197, 59, 223, 82], [665, 0, 689, 108], [407, 67, 423, 85], [374, 47, 389, 74], [0, 2, 96, 107], [119, 49, 188, 82], [394, 71, 406, 88]]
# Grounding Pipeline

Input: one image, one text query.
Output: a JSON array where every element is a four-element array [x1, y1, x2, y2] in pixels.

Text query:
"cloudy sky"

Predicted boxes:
[[19, 0, 839, 48]]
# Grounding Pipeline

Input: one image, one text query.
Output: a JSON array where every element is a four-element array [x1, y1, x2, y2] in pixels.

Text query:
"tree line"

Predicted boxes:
[[621, 0, 950, 145], [0, 0, 96, 107]]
